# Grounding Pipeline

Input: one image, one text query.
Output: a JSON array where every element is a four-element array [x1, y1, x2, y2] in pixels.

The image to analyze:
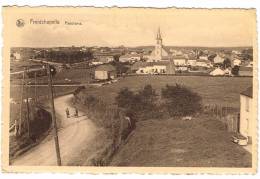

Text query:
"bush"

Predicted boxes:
[[115, 88, 135, 109], [161, 84, 202, 117], [231, 65, 240, 76], [115, 85, 159, 120]]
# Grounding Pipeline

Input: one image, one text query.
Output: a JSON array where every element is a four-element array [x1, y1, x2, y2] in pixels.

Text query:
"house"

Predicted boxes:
[[224, 68, 232, 76], [210, 68, 225, 76], [239, 66, 253, 77], [213, 55, 225, 64], [187, 59, 197, 66], [196, 59, 212, 68], [239, 86, 253, 143], [173, 57, 187, 66], [119, 54, 141, 63], [175, 66, 188, 72], [232, 58, 242, 66], [136, 61, 175, 75], [13, 52, 21, 60], [94, 64, 117, 80], [232, 50, 241, 55], [90, 61, 104, 66], [97, 55, 114, 64], [199, 55, 208, 61]]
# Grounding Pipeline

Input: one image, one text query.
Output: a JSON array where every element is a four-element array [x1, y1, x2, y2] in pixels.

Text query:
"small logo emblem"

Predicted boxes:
[[16, 19, 25, 27]]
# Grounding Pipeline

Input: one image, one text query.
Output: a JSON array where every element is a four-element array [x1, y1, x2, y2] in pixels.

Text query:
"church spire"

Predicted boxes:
[[157, 27, 162, 40]]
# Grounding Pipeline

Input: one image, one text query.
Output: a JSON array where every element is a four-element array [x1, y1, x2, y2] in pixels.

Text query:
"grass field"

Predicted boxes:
[[82, 75, 252, 109], [110, 114, 252, 167]]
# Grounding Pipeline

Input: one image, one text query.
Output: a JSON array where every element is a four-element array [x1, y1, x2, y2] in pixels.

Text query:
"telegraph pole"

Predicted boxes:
[[25, 68, 30, 138], [34, 72, 37, 103], [18, 68, 25, 136], [47, 64, 62, 166]]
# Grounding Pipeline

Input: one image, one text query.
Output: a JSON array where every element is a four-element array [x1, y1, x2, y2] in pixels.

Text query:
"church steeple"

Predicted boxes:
[[156, 27, 162, 40], [154, 27, 163, 61]]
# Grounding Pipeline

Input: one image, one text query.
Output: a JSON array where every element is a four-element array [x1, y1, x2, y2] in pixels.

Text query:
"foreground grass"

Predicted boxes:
[[110, 114, 251, 167]]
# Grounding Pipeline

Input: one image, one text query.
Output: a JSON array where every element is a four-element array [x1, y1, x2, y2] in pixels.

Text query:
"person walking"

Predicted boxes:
[[74, 108, 78, 118], [66, 108, 70, 118]]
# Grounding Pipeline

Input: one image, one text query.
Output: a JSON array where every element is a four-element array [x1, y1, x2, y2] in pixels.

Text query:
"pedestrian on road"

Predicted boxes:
[[75, 108, 78, 118], [66, 108, 70, 118]]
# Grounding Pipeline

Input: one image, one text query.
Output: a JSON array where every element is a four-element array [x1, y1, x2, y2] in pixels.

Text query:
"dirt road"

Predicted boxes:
[[12, 94, 98, 166]]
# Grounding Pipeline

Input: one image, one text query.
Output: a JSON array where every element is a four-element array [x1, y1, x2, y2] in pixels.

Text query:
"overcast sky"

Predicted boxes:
[[4, 8, 255, 47]]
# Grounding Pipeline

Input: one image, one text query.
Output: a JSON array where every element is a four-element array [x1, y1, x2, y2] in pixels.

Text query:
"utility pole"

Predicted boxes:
[[25, 68, 30, 138], [47, 64, 62, 166], [18, 68, 25, 136], [34, 72, 37, 103]]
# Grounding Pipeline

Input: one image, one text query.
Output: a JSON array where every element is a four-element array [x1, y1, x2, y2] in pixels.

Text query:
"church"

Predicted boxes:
[[133, 28, 175, 75], [147, 28, 171, 62]]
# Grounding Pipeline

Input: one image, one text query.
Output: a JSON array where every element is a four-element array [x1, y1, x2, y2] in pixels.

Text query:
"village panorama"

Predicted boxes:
[[9, 27, 253, 168]]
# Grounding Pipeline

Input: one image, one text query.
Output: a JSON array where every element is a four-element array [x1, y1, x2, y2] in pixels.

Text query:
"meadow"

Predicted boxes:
[[81, 75, 253, 109]]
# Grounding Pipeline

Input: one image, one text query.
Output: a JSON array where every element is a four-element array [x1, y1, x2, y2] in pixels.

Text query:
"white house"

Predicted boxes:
[[136, 64, 166, 74], [239, 86, 253, 143], [187, 59, 197, 66], [119, 54, 141, 63], [210, 68, 225, 76], [173, 58, 187, 66], [232, 50, 241, 55], [196, 59, 212, 68], [213, 55, 225, 64], [94, 64, 117, 80], [13, 52, 21, 61], [136, 61, 175, 75], [199, 55, 208, 61], [233, 58, 242, 66]]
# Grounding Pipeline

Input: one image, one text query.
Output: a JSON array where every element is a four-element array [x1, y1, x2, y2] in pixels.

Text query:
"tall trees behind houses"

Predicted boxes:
[[35, 50, 93, 64]]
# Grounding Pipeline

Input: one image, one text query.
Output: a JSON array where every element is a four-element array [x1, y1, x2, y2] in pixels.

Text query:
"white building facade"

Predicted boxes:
[[239, 87, 253, 143]]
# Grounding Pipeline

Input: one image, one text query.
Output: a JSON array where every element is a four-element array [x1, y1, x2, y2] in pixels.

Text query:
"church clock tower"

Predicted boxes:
[[154, 27, 163, 61]]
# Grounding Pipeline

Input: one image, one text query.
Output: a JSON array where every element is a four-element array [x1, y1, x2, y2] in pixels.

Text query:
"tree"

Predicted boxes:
[[115, 85, 158, 120], [115, 88, 135, 109], [138, 84, 157, 109], [223, 58, 231, 69], [161, 84, 202, 117], [111, 61, 129, 75], [208, 54, 217, 62], [231, 65, 240, 76]]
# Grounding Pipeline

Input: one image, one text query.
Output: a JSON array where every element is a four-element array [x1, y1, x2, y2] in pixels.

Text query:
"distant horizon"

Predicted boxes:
[[11, 45, 253, 49]]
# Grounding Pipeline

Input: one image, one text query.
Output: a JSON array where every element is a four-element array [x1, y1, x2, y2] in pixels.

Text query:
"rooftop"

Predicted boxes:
[[95, 64, 116, 71]]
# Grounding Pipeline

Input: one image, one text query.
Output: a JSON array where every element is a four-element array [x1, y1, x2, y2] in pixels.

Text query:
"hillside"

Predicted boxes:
[[110, 114, 251, 167]]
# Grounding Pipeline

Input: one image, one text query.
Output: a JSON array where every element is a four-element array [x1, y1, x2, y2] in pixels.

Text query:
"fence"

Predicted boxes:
[[203, 104, 240, 133]]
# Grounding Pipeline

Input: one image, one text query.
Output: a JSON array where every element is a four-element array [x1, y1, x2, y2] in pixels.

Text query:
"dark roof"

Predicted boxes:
[[241, 86, 253, 98], [131, 61, 148, 70], [95, 64, 116, 71], [240, 66, 253, 71]]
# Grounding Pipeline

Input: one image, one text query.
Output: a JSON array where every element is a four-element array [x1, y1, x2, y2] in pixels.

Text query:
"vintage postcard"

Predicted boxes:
[[1, 7, 258, 174]]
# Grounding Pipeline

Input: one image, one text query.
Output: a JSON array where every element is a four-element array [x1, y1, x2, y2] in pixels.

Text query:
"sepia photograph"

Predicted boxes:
[[1, 7, 257, 173]]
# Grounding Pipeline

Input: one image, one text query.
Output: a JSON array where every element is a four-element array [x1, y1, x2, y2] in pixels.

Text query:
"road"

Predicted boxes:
[[12, 94, 98, 166]]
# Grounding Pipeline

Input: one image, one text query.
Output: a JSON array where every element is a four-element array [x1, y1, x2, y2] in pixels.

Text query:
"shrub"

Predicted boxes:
[[115, 88, 135, 109], [231, 65, 240, 76], [161, 84, 202, 117], [115, 85, 159, 120]]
